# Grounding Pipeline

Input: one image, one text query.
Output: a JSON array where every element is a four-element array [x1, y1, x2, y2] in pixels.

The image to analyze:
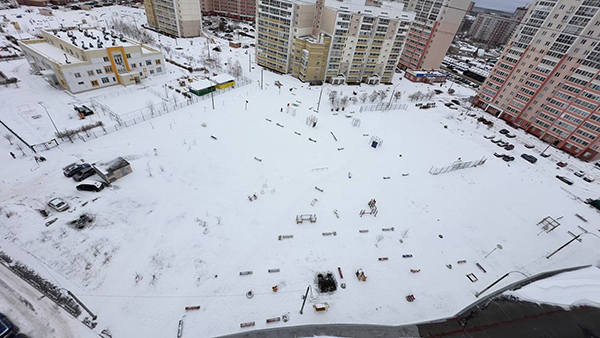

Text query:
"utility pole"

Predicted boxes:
[[261, 68, 263, 90], [248, 51, 251, 72], [38, 102, 59, 134], [207, 36, 210, 59], [316, 84, 329, 112]]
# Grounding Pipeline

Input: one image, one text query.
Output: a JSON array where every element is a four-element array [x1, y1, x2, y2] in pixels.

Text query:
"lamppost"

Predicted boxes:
[[484, 244, 503, 258], [316, 83, 331, 112], [38, 102, 59, 134], [387, 83, 402, 109], [474, 270, 529, 298], [546, 232, 600, 259]]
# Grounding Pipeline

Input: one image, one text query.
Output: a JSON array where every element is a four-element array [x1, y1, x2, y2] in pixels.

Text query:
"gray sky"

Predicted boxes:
[[474, 0, 531, 13]]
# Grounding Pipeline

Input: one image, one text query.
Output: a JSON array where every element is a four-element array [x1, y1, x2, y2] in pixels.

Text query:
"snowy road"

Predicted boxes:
[[0, 265, 97, 338]]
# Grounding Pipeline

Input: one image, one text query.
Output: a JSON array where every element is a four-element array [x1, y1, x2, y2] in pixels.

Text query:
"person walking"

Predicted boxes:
[[10, 152, 15, 159]]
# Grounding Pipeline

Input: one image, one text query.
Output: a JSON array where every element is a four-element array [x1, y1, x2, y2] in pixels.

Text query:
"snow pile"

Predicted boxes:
[[505, 266, 600, 308]]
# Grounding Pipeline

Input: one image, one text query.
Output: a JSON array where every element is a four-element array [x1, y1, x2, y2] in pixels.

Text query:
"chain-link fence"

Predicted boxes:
[[359, 102, 407, 112], [429, 157, 487, 175]]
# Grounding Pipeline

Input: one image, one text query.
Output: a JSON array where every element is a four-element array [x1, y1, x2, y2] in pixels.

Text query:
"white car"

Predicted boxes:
[[574, 171, 585, 177], [48, 198, 69, 212]]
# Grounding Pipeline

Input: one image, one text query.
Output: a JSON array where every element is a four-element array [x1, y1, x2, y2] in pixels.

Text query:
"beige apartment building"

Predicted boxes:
[[468, 7, 527, 47], [398, 0, 471, 70], [144, 0, 203, 37], [475, 0, 600, 161], [256, 0, 415, 85], [19, 27, 165, 94]]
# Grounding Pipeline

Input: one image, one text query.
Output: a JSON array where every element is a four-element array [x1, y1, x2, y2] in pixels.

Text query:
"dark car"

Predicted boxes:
[[51, 5, 59, 9], [521, 153, 537, 164], [494, 152, 504, 157], [506, 133, 516, 138], [499, 129, 509, 134], [557, 161, 568, 168], [76, 182, 105, 192], [0, 313, 18, 337], [502, 155, 515, 162], [73, 167, 96, 182], [556, 175, 574, 185], [451, 99, 461, 105], [63, 163, 91, 177], [504, 144, 514, 151]]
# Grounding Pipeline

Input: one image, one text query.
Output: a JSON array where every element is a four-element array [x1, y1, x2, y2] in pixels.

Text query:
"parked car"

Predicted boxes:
[[76, 182, 105, 192], [583, 176, 595, 183], [521, 153, 537, 164], [499, 129, 509, 134], [494, 152, 504, 157], [73, 167, 96, 182], [0, 313, 17, 338], [574, 170, 585, 177], [47, 198, 69, 212], [524, 143, 535, 149], [540, 153, 551, 158], [491, 138, 503, 143], [506, 133, 516, 138], [556, 175, 574, 185], [557, 161, 568, 168], [504, 144, 515, 151], [63, 163, 91, 177], [484, 134, 495, 139], [502, 155, 515, 162], [497, 141, 507, 147], [451, 99, 461, 105]]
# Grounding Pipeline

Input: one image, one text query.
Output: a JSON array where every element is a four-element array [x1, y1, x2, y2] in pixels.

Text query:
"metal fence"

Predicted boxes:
[[359, 102, 408, 112], [429, 157, 487, 175], [58, 76, 252, 143]]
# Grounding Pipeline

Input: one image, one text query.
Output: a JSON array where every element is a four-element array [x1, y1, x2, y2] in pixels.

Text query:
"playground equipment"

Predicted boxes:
[[296, 214, 317, 224], [352, 118, 361, 127], [370, 136, 383, 149], [537, 216, 561, 233], [360, 199, 378, 217], [306, 115, 318, 128]]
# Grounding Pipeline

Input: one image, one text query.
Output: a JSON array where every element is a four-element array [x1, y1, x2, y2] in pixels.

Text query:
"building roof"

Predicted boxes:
[[210, 74, 235, 85], [94, 156, 130, 174], [49, 27, 137, 51], [190, 79, 214, 91], [24, 41, 84, 65], [324, 0, 411, 18]]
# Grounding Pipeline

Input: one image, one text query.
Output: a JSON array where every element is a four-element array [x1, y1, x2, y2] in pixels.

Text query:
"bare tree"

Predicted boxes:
[[394, 91, 402, 101], [147, 101, 155, 117], [360, 93, 368, 103], [340, 96, 349, 110], [15, 143, 25, 156], [379, 90, 388, 102], [328, 91, 338, 105], [231, 60, 243, 78], [369, 91, 379, 103], [3, 134, 14, 145]]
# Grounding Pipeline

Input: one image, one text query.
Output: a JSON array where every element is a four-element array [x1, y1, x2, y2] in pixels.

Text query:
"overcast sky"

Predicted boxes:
[[474, 0, 532, 13]]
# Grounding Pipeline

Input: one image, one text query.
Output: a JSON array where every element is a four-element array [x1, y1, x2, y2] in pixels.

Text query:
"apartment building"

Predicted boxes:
[[144, 0, 202, 37], [468, 8, 527, 47], [398, 0, 471, 70], [474, 0, 600, 161], [202, 0, 256, 21], [256, 0, 415, 85], [19, 27, 165, 94]]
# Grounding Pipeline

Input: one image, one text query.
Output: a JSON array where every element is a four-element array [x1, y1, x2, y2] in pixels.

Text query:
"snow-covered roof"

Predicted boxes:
[[49, 27, 136, 50], [324, 0, 410, 18], [94, 156, 130, 174], [210, 74, 235, 85], [190, 79, 214, 91], [24, 41, 84, 65]]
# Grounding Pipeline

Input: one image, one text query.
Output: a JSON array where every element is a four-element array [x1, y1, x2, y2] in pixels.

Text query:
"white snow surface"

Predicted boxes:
[[505, 266, 600, 308], [0, 4, 599, 338]]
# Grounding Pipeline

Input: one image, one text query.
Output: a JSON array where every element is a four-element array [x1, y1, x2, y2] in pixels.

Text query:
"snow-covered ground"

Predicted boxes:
[[1, 5, 600, 338]]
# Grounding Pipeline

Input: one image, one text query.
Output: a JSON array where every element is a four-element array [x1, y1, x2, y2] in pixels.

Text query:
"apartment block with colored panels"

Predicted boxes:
[[256, 0, 414, 85], [399, 0, 471, 70], [19, 27, 165, 94], [202, 0, 257, 21], [475, 0, 600, 161]]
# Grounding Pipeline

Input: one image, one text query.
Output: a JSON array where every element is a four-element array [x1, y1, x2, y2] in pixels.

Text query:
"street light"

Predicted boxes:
[[387, 82, 402, 109], [484, 244, 503, 258], [38, 102, 59, 134], [474, 270, 529, 298], [546, 232, 600, 259], [316, 83, 331, 112]]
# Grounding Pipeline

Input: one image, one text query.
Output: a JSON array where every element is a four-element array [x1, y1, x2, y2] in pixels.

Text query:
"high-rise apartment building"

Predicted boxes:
[[202, 0, 256, 21], [398, 0, 471, 70], [475, 0, 600, 161], [144, 0, 202, 37], [468, 7, 527, 47], [256, 0, 414, 85]]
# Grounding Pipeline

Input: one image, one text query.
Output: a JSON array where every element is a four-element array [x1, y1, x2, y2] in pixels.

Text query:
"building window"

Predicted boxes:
[[101, 77, 109, 84], [132, 63, 137, 69], [87, 70, 94, 76], [155, 59, 161, 65], [145, 60, 151, 66], [96, 69, 102, 74], [113, 77, 116, 81], [156, 67, 162, 73], [126, 53, 131, 58], [103, 56, 109, 62], [104, 66, 113, 73], [150, 69, 154, 74], [78, 81, 84, 85], [91, 80, 99, 87], [74, 72, 81, 78]]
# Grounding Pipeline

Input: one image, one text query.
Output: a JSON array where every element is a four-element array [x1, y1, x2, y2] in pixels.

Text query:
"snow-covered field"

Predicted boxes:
[[1, 5, 600, 338]]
